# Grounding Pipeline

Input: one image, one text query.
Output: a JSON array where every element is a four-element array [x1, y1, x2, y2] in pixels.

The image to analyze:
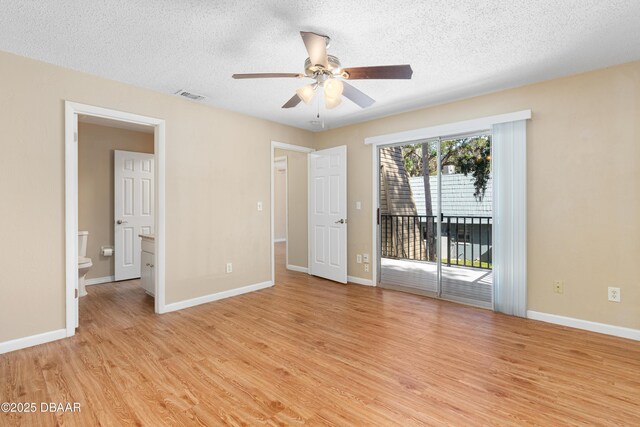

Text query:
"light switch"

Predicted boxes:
[[257, 201, 263, 211], [356, 201, 362, 210]]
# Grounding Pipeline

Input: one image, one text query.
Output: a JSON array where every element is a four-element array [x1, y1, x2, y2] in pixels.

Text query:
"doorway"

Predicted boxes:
[[270, 141, 314, 283], [377, 132, 493, 309], [65, 102, 166, 337]]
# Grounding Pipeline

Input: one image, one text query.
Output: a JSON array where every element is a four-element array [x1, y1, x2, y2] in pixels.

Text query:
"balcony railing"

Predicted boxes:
[[380, 214, 493, 270]]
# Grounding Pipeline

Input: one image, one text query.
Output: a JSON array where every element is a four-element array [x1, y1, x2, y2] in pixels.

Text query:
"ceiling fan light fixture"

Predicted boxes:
[[296, 84, 316, 104], [324, 78, 344, 99], [325, 94, 342, 109]]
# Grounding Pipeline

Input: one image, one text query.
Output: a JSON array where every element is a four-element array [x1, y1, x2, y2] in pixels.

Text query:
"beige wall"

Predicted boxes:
[[275, 149, 308, 268], [315, 60, 640, 330], [78, 123, 154, 279], [0, 51, 314, 343], [274, 163, 286, 241]]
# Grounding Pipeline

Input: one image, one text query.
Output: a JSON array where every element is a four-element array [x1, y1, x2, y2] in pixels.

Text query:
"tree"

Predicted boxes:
[[402, 135, 491, 200], [421, 142, 436, 261]]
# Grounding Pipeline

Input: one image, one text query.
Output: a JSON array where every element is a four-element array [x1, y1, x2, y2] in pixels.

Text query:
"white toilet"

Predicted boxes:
[[78, 231, 92, 297]]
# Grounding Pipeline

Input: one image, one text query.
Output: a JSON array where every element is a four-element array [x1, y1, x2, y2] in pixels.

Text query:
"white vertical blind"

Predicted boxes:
[[492, 120, 527, 317]]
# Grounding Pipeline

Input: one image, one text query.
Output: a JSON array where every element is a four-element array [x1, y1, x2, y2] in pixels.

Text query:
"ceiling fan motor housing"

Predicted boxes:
[[304, 55, 342, 78]]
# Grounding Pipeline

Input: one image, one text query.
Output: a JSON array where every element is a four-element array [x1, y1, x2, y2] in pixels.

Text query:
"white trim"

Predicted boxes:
[[348, 276, 375, 286], [364, 110, 532, 146], [85, 276, 115, 286], [272, 141, 315, 153], [273, 238, 286, 243], [271, 141, 315, 284], [0, 329, 67, 355], [371, 147, 379, 286], [286, 264, 308, 273], [65, 102, 167, 332], [163, 281, 273, 313], [527, 311, 640, 341]]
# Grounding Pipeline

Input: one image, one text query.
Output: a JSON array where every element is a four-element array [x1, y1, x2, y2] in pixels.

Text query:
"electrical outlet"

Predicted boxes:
[[257, 202, 263, 211], [226, 263, 233, 273], [364, 264, 369, 272], [608, 287, 621, 302], [553, 280, 564, 294], [356, 254, 362, 264], [363, 253, 369, 263]]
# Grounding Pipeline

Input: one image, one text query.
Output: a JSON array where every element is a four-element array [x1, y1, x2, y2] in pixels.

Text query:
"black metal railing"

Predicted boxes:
[[380, 214, 492, 270]]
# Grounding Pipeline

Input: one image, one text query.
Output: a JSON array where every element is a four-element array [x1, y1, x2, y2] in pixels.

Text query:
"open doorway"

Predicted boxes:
[[270, 141, 314, 284], [65, 102, 166, 337], [77, 117, 155, 323]]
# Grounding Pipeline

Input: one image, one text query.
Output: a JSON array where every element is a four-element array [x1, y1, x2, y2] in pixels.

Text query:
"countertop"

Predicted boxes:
[[139, 234, 155, 241]]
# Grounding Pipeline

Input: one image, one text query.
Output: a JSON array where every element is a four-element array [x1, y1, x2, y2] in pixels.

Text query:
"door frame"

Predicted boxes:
[[367, 110, 531, 291], [65, 101, 167, 337], [270, 141, 314, 284], [273, 155, 288, 263]]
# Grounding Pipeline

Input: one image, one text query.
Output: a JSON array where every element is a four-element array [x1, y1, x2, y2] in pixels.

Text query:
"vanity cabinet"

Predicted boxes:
[[140, 235, 155, 296]]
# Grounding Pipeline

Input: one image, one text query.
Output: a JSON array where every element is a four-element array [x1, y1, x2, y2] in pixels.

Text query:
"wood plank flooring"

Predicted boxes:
[[1, 243, 639, 426]]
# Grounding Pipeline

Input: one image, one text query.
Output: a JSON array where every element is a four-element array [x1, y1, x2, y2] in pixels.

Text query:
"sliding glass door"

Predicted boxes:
[[378, 133, 493, 308]]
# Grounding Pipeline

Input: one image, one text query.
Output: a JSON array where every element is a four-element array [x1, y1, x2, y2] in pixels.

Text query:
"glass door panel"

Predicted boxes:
[[378, 140, 438, 293], [438, 135, 493, 308]]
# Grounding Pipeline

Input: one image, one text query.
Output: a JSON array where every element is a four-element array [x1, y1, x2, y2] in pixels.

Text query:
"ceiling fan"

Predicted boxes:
[[232, 31, 413, 110]]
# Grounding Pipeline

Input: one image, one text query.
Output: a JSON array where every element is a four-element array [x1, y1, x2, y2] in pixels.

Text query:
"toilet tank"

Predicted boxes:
[[78, 231, 89, 257]]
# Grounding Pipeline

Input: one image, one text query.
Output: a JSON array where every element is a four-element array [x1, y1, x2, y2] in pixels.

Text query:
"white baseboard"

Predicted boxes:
[[348, 275, 375, 286], [0, 329, 67, 355], [162, 280, 273, 313], [527, 310, 640, 341], [273, 238, 286, 243], [287, 265, 308, 273], [85, 275, 115, 286]]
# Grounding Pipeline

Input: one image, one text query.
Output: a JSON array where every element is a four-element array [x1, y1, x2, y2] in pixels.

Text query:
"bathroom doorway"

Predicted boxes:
[[65, 102, 166, 337]]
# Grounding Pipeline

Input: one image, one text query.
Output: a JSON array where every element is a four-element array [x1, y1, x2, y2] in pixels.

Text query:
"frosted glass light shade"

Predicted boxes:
[[325, 95, 342, 109], [324, 78, 344, 98], [296, 84, 316, 104]]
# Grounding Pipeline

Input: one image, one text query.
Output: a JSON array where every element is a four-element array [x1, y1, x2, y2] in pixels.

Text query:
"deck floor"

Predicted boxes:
[[381, 257, 493, 306]]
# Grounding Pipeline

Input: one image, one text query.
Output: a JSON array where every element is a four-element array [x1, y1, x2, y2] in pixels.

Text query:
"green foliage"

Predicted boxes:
[[402, 135, 491, 200]]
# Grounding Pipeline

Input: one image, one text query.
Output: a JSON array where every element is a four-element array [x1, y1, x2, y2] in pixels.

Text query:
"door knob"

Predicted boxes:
[[335, 219, 346, 224], [116, 219, 128, 225]]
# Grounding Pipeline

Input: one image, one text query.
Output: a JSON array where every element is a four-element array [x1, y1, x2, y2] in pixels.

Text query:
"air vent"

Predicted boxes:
[[174, 89, 206, 101]]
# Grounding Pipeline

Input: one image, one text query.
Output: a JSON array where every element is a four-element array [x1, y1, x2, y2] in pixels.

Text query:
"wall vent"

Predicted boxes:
[[174, 89, 206, 101]]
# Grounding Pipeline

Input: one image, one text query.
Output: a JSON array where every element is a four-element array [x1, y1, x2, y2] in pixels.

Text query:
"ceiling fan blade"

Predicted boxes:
[[232, 73, 304, 79], [342, 82, 375, 108], [300, 31, 329, 68], [282, 94, 302, 109], [342, 65, 413, 80]]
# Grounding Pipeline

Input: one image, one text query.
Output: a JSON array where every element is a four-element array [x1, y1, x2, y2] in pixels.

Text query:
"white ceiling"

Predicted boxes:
[[2, 1, 640, 131]]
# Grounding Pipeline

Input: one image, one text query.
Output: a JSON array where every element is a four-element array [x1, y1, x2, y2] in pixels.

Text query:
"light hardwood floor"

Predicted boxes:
[[2, 243, 639, 426]]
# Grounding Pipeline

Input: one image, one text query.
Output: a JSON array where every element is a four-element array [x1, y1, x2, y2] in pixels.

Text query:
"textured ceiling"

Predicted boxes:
[[2, 1, 640, 131]]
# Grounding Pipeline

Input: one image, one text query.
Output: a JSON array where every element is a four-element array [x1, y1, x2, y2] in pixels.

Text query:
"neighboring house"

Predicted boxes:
[[409, 174, 493, 264]]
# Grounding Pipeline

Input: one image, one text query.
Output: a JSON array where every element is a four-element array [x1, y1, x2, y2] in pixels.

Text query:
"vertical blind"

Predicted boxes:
[[492, 120, 527, 317]]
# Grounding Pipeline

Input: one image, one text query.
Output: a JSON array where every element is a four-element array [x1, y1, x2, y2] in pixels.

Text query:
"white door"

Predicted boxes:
[[114, 150, 154, 281], [309, 146, 347, 283]]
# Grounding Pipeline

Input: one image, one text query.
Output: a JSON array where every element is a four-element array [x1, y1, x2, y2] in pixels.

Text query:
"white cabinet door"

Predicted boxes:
[[114, 150, 154, 281], [141, 251, 154, 296], [308, 146, 348, 284]]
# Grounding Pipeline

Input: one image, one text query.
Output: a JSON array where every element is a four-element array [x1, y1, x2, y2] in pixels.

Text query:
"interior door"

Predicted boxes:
[[114, 150, 154, 281], [309, 145, 347, 284]]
